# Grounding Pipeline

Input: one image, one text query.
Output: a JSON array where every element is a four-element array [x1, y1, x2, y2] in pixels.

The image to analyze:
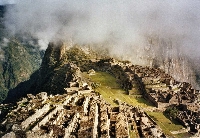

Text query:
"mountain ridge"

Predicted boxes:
[[1, 42, 200, 137]]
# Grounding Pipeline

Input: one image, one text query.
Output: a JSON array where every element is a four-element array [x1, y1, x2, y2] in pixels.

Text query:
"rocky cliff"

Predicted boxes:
[[144, 37, 198, 89]]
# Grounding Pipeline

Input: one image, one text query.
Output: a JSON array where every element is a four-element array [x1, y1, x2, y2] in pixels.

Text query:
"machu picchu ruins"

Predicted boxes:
[[0, 92, 166, 138], [1, 1, 200, 138], [0, 42, 200, 138]]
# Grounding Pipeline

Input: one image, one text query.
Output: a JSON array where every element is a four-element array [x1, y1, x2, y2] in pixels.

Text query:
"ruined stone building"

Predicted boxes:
[[0, 92, 166, 138], [93, 59, 200, 135]]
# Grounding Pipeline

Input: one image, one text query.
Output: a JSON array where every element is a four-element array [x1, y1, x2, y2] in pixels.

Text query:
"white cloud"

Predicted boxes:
[[4, 0, 200, 63]]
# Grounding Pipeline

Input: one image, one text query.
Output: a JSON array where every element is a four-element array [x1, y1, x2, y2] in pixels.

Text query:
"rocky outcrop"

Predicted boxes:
[[31, 42, 78, 95], [4, 42, 91, 102], [40, 42, 67, 72], [147, 37, 198, 89]]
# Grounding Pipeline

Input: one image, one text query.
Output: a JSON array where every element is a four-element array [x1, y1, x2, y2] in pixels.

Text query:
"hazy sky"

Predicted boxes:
[[0, 0, 15, 5]]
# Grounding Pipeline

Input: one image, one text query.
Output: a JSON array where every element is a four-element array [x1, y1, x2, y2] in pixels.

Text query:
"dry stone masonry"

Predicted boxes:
[[92, 58, 200, 136], [0, 92, 165, 138]]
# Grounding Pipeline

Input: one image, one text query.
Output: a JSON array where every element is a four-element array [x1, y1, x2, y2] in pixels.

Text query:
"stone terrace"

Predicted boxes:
[[93, 58, 200, 136], [1, 92, 166, 138]]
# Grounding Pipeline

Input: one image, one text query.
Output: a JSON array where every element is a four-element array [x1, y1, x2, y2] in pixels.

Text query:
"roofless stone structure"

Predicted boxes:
[[1, 92, 166, 138]]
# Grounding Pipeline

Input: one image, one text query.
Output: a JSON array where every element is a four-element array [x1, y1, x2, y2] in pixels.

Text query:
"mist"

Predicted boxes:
[[4, 1, 200, 68], [0, 0, 15, 5]]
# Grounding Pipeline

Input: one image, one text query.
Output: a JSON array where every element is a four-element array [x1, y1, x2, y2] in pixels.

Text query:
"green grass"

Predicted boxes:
[[86, 71, 152, 107], [85, 71, 188, 137], [146, 112, 184, 137], [174, 132, 193, 138]]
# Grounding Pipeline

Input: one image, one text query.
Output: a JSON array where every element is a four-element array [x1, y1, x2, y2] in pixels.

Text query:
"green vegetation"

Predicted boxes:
[[86, 71, 187, 137], [0, 39, 43, 103], [66, 46, 90, 62], [66, 46, 92, 71], [174, 132, 193, 138], [164, 106, 179, 119], [146, 111, 184, 137], [85, 71, 152, 107]]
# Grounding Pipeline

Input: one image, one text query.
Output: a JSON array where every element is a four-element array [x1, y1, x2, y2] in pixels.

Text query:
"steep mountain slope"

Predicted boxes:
[[0, 5, 43, 103], [0, 39, 43, 102], [0, 5, 6, 40], [141, 37, 199, 89], [4, 42, 91, 102]]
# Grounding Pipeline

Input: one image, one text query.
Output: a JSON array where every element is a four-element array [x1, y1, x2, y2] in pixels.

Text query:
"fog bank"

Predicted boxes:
[[4, 1, 200, 67]]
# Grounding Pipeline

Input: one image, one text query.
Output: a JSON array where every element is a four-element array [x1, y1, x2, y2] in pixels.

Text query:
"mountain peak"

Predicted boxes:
[[41, 42, 67, 70]]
